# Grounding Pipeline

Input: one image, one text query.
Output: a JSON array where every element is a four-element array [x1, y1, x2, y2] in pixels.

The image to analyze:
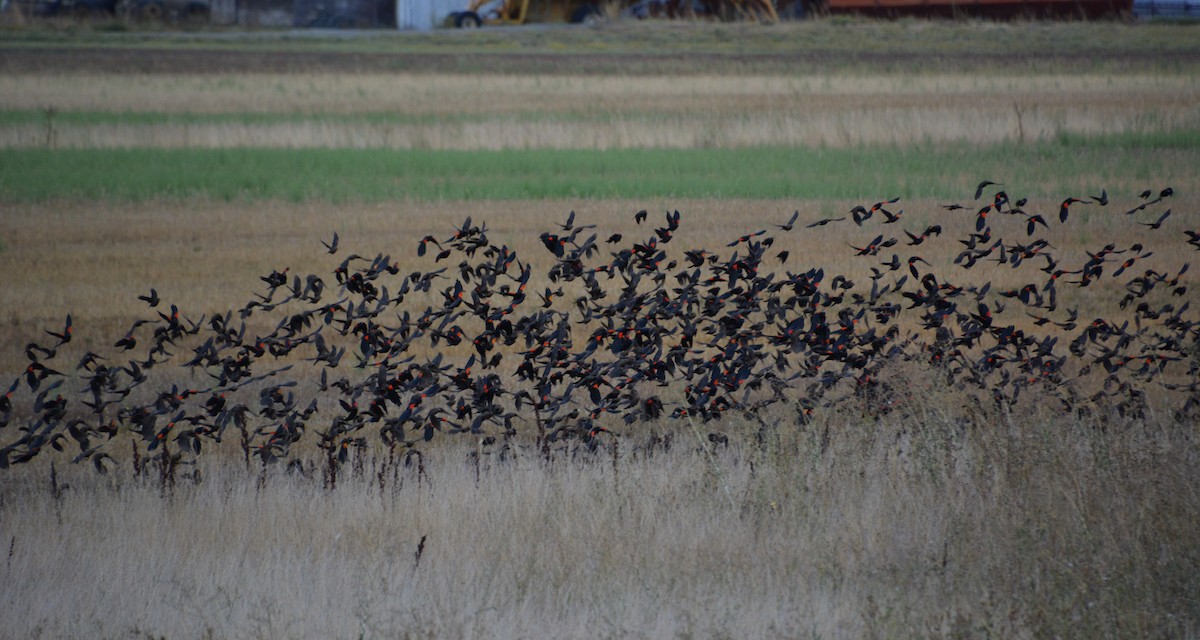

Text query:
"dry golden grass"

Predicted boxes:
[[2, 73, 1197, 148], [7, 73, 1195, 113], [0, 394, 1196, 638]]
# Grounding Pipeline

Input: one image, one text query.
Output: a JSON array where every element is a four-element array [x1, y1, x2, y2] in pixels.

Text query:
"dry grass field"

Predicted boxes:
[[2, 400, 1196, 639], [1, 20, 1199, 639], [3, 73, 1198, 149]]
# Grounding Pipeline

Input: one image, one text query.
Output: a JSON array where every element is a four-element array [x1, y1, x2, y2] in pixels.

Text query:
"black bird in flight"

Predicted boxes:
[[1025, 214, 1048, 237], [904, 225, 941, 246], [46, 315, 72, 346], [851, 206, 871, 226], [417, 235, 440, 257], [138, 288, 160, 308], [727, 230, 766, 247], [850, 235, 885, 256], [1059, 197, 1086, 223], [807, 216, 845, 228], [1185, 230, 1200, 249], [322, 232, 339, 254], [1139, 209, 1171, 230], [774, 211, 800, 231], [975, 205, 991, 232], [975, 180, 1002, 200]]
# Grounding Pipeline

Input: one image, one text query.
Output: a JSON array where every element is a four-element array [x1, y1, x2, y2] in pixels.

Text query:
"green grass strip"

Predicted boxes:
[[2, 137, 1198, 203]]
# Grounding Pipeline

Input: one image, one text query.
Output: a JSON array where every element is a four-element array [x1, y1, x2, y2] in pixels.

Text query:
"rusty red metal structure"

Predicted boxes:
[[813, 0, 1132, 18]]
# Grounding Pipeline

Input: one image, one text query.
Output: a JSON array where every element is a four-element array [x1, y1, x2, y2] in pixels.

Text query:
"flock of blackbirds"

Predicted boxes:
[[1, 182, 1197, 473]]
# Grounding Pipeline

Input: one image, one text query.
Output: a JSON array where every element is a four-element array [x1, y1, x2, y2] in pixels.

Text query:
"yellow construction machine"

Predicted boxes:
[[447, 0, 776, 26], [448, 0, 605, 25]]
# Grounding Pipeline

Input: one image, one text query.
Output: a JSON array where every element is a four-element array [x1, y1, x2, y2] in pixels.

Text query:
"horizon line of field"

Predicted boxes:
[[1, 137, 1197, 202]]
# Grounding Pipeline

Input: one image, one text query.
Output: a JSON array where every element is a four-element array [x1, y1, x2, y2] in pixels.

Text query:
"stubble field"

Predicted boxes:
[[1, 19, 1199, 638]]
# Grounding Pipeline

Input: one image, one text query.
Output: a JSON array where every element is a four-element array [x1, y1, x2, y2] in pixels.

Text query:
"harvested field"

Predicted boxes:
[[1, 194, 1197, 373], [2, 73, 1198, 149]]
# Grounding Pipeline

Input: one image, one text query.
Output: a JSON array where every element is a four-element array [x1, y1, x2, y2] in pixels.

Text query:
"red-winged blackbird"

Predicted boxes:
[[774, 211, 800, 231], [807, 216, 844, 228], [974, 179, 1001, 199]]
